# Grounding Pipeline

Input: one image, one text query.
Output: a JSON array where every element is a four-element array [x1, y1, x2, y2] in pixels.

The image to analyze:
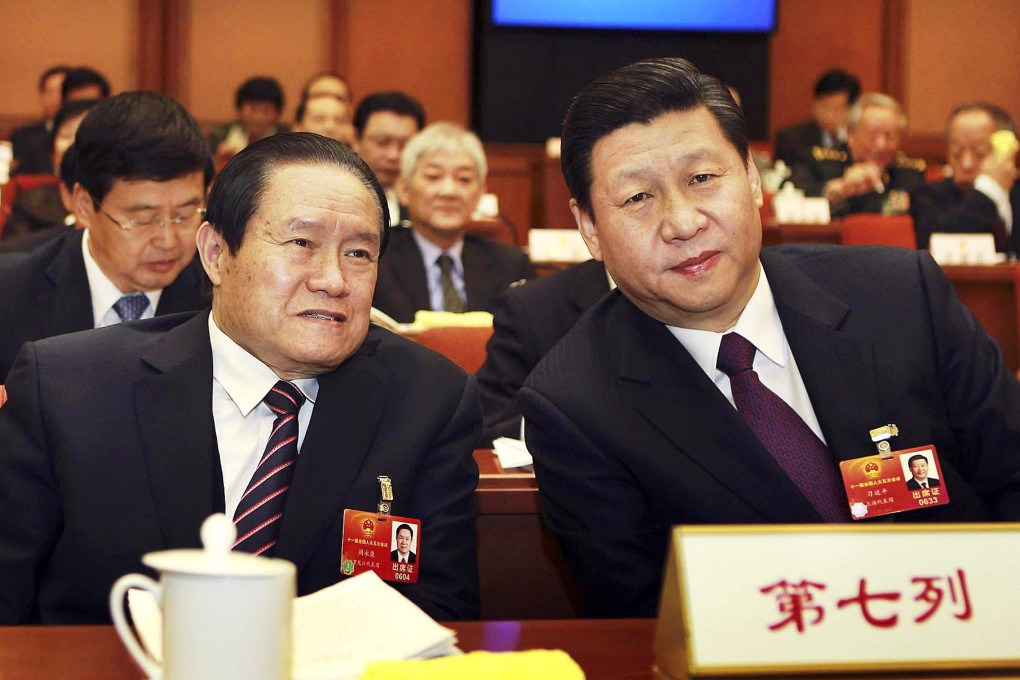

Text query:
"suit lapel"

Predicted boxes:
[[762, 250, 883, 460], [37, 232, 93, 337], [461, 238, 494, 311], [275, 331, 393, 571], [617, 301, 821, 521], [390, 231, 432, 313], [135, 312, 221, 548]]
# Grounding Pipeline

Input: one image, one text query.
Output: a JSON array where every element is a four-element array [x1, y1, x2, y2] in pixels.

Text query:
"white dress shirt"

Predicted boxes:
[[973, 174, 1014, 235], [81, 229, 161, 327], [412, 229, 466, 312], [208, 315, 318, 518], [666, 263, 827, 443]]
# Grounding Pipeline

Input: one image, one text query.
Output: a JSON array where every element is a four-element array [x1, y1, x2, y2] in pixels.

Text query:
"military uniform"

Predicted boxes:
[[790, 146, 926, 217]]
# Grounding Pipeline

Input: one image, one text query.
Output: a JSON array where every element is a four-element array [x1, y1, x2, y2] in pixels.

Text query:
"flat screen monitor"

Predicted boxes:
[[491, 0, 777, 33]]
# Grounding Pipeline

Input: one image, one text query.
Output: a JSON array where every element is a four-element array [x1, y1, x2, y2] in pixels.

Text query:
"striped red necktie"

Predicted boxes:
[[233, 380, 305, 556]]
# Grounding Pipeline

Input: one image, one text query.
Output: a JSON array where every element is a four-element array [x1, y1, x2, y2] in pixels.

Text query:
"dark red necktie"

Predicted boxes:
[[717, 333, 847, 522], [233, 381, 305, 556]]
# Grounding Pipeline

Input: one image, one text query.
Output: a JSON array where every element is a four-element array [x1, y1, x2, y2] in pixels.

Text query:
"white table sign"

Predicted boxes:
[[655, 524, 1020, 678]]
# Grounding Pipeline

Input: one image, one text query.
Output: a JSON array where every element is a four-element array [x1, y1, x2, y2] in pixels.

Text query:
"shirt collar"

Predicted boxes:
[[81, 229, 162, 326], [666, 262, 788, 376], [208, 314, 319, 417], [412, 229, 464, 272]]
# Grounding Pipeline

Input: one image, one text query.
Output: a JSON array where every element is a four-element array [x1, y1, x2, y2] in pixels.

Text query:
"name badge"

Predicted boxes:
[[840, 445, 950, 519], [340, 509, 421, 584]]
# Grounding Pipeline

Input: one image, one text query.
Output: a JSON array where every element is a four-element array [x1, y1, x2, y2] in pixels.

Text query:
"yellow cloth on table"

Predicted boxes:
[[359, 649, 584, 680], [413, 310, 494, 329]]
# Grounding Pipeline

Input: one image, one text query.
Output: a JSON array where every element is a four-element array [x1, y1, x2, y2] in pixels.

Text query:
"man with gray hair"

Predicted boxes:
[[372, 122, 534, 323], [791, 92, 926, 216], [0, 133, 481, 624]]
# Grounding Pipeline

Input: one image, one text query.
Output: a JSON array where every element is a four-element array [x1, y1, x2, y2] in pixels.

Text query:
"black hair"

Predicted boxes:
[[561, 57, 747, 217], [395, 523, 413, 538], [59, 143, 77, 192], [353, 91, 425, 136], [295, 93, 345, 124], [61, 67, 111, 100], [74, 91, 214, 207], [814, 69, 861, 104], [235, 77, 284, 112], [907, 454, 928, 466], [204, 132, 389, 256], [948, 102, 1016, 133], [49, 99, 100, 151], [39, 65, 69, 91]]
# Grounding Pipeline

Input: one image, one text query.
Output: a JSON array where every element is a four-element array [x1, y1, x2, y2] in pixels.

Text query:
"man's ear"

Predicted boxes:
[[196, 222, 227, 286], [72, 184, 95, 229], [395, 176, 409, 205], [570, 198, 603, 261], [747, 153, 764, 208]]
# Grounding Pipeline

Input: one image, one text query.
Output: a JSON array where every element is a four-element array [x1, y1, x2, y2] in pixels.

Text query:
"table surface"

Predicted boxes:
[[0, 619, 656, 680]]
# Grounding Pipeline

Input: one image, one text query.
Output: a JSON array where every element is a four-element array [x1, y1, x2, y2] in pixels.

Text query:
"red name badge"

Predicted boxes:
[[839, 445, 950, 520], [340, 509, 421, 584]]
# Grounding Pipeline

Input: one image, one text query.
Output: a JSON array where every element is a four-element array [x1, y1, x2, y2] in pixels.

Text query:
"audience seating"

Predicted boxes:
[[414, 326, 494, 374], [0, 174, 60, 237], [839, 214, 917, 249], [465, 216, 521, 246]]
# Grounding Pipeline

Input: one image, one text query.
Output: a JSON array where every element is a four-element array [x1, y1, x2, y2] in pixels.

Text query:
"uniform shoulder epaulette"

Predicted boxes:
[[811, 146, 847, 163], [894, 154, 926, 171]]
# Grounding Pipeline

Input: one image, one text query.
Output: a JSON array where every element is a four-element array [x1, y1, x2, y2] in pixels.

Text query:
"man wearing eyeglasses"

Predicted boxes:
[[0, 91, 214, 381]]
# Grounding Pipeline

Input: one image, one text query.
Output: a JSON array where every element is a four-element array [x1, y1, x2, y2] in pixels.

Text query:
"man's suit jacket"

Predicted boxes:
[[372, 228, 535, 323], [520, 245, 1020, 617], [0, 311, 481, 623], [477, 258, 609, 444], [10, 121, 53, 175], [391, 550, 418, 564], [906, 477, 941, 490], [0, 230, 211, 381], [773, 120, 828, 168], [909, 177, 1020, 252]]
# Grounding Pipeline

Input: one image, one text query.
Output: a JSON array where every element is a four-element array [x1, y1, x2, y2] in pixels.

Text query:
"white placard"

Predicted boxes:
[[528, 228, 591, 263], [929, 233, 1003, 265], [655, 524, 1020, 677]]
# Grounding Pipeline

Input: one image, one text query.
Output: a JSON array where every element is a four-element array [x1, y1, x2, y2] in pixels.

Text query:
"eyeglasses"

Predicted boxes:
[[101, 206, 206, 233]]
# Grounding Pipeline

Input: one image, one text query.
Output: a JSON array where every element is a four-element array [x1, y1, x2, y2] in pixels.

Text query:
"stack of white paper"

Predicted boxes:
[[129, 571, 458, 680], [492, 437, 533, 469]]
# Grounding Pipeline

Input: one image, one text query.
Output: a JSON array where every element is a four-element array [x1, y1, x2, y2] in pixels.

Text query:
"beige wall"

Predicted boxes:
[[904, 0, 1020, 136], [0, 0, 137, 116], [184, 0, 328, 122], [1, 0, 1019, 143]]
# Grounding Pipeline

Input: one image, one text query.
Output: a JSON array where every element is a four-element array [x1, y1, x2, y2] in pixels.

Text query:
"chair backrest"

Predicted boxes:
[[465, 217, 520, 246], [839, 214, 917, 249], [0, 174, 60, 238], [415, 326, 494, 374]]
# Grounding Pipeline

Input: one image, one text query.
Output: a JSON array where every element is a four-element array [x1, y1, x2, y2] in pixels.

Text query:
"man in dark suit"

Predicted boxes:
[[773, 69, 860, 169], [477, 258, 610, 444], [910, 103, 1019, 251], [789, 92, 926, 217], [519, 58, 1020, 618], [0, 133, 481, 624], [905, 454, 941, 490], [353, 91, 425, 226], [390, 523, 418, 564], [0, 92, 214, 381], [9, 65, 68, 176], [372, 122, 534, 323]]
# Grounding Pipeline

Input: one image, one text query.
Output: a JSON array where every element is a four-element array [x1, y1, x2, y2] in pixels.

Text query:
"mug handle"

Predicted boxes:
[[110, 573, 163, 679]]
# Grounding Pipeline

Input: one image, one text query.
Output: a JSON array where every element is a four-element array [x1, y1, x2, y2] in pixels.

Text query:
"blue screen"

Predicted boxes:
[[492, 0, 777, 33]]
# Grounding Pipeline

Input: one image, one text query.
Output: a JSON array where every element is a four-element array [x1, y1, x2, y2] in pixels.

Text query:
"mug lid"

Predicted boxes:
[[141, 514, 296, 578]]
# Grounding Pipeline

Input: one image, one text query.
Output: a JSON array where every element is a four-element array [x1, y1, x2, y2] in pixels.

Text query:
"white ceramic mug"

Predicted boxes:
[[110, 514, 296, 679]]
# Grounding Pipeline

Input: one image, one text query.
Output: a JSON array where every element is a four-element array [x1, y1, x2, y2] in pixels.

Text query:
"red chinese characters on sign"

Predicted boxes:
[[761, 569, 972, 633]]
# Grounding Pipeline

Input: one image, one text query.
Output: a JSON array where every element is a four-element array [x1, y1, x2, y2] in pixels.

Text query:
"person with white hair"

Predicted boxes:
[[372, 122, 534, 323]]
